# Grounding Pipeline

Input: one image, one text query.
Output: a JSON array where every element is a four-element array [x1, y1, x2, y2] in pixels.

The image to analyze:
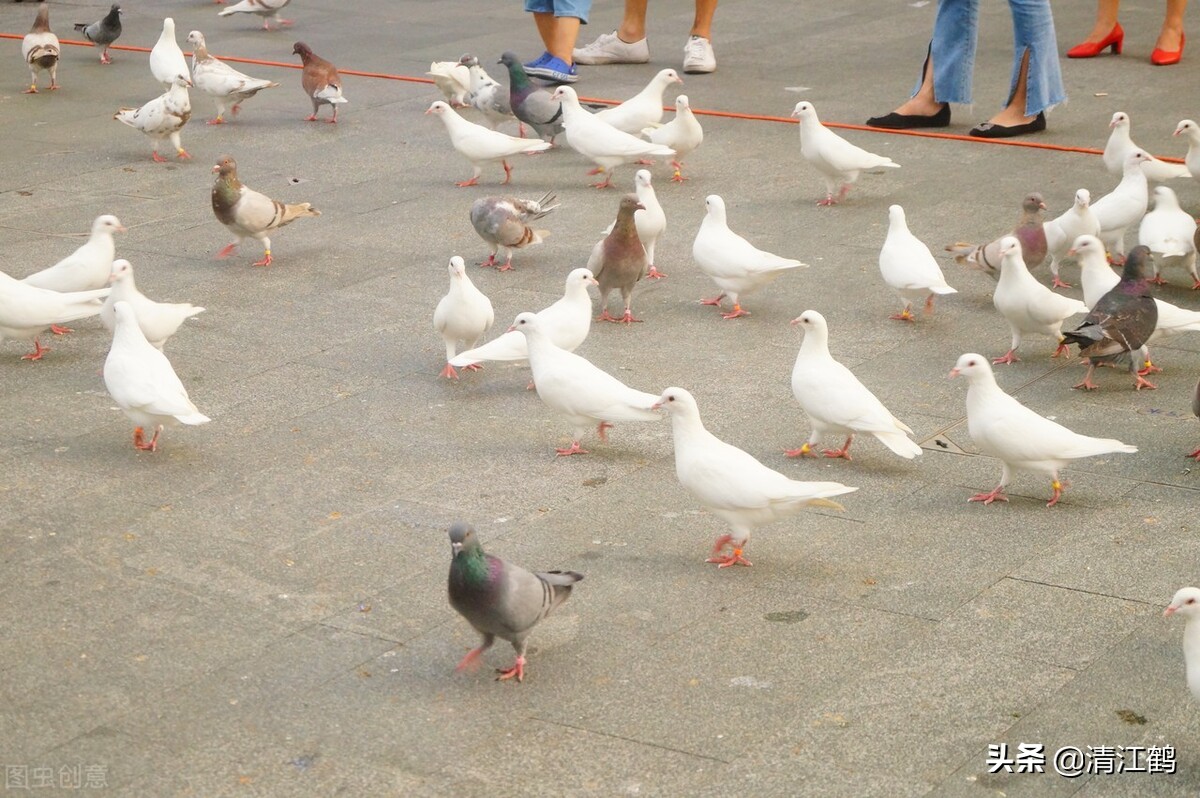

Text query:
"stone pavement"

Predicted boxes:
[[1, 0, 1199, 795]]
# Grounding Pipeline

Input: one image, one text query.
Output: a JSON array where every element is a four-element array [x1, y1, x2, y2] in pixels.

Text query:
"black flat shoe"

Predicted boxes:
[[865, 103, 950, 129], [969, 112, 1046, 139]]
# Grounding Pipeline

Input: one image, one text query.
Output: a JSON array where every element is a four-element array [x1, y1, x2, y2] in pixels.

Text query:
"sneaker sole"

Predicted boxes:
[[683, 65, 716, 74], [573, 55, 651, 65], [525, 68, 579, 84]]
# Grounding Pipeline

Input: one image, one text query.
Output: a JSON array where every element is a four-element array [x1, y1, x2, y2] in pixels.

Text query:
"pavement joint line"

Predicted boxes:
[[3, 34, 1191, 165], [529, 717, 734, 765], [1005, 576, 1165, 609]]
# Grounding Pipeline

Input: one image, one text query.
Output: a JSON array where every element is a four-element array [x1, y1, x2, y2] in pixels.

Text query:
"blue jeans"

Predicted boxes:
[[914, 0, 1066, 116], [524, 0, 591, 23]]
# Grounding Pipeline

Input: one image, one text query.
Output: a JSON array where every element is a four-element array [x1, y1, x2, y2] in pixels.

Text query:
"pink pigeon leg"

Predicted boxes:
[[1187, 446, 1200, 461], [596, 421, 613, 442], [1138, 357, 1162, 376], [992, 349, 1020, 365], [20, 339, 50, 361], [585, 166, 605, 176], [439, 363, 459, 380], [479, 253, 498, 268], [454, 646, 486, 672], [784, 442, 817, 458], [1051, 275, 1072, 289], [721, 304, 750, 320], [616, 309, 642, 324], [501, 160, 513, 184], [207, 116, 226, 125], [305, 114, 319, 122], [216, 243, 239, 259], [152, 151, 167, 163], [49, 325, 73, 335], [590, 174, 615, 189], [463, 363, 483, 372], [496, 254, 515, 273], [1192, 278, 1200, 290], [890, 307, 915, 322], [100, 50, 112, 64], [822, 436, 854, 460], [252, 250, 273, 267], [968, 486, 1009, 505], [1046, 478, 1065, 508], [699, 294, 725, 308], [495, 655, 526, 682], [328, 106, 338, 124], [705, 535, 752, 568], [635, 158, 655, 165], [455, 176, 480, 188], [924, 294, 937, 314], [1134, 374, 1157, 390], [645, 265, 666, 279], [1051, 342, 1070, 358], [596, 309, 621, 323], [1073, 365, 1100, 391], [555, 441, 588, 456]]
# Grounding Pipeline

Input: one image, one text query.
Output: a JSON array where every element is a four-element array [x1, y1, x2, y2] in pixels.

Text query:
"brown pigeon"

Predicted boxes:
[[21, 3, 60, 94], [947, 193, 1048, 278], [1063, 245, 1159, 391], [588, 194, 646, 324], [292, 42, 347, 123], [211, 155, 320, 267]]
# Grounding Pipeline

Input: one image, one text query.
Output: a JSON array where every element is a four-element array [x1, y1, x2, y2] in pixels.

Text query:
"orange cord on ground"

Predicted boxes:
[[3, 32, 1187, 164]]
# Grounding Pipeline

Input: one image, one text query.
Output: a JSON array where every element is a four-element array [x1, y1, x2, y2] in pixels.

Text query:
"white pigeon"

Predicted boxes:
[[643, 94, 703, 182], [114, 75, 192, 163], [1043, 189, 1101, 289], [104, 301, 210, 452], [1073, 235, 1200, 373], [692, 195, 806, 319], [1091, 149, 1152, 261], [1103, 112, 1190, 182], [509, 312, 660, 456], [186, 31, 279, 124], [427, 60, 470, 107], [653, 386, 857, 568], [433, 256, 495, 380], [21, 2, 59, 94], [1174, 119, 1200, 182], [791, 101, 899, 206], [217, 0, 293, 30], [22, 215, 125, 295], [1164, 587, 1200, 703], [99, 260, 205, 351], [991, 236, 1087, 365], [461, 55, 515, 131], [1138, 185, 1199, 288], [789, 310, 922, 461], [878, 204, 957, 321], [949, 353, 1137, 506], [595, 68, 683, 134], [602, 170, 667, 279], [149, 17, 188, 87], [449, 268, 598, 371], [551, 86, 675, 189], [425, 101, 551, 187], [0, 271, 109, 361]]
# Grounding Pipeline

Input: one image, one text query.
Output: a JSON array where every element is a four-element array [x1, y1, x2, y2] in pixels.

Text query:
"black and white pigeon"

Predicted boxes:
[[1063, 245, 1159, 391], [588, 194, 647, 324], [74, 4, 121, 64], [459, 54, 516, 131], [447, 522, 582, 684], [21, 3, 59, 93], [498, 51, 563, 143], [469, 191, 557, 271]]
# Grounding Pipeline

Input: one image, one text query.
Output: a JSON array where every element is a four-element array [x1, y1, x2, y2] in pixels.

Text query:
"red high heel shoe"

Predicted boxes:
[[1152, 32, 1185, 65], [1067, 23, 1124, 58]]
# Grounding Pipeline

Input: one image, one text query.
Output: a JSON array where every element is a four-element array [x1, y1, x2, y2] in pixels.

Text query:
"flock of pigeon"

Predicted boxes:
[[5, 4, 1200, 687], [424, 50, 1200, 681], [4, 3, 330, 450]]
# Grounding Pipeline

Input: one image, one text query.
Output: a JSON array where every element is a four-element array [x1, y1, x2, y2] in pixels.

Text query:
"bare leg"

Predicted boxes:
[[890, 54, 942, 116], [690, 0, 718, 39], [987, 49, 1036, 127], [547, 16, 581, 64], [1079, 0, 1121, 43], [1156, 0, 1187, 51], [618, 0, 649, 42]]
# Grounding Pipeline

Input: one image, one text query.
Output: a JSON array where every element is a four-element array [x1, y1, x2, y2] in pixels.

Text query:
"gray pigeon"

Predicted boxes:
[[498, 51, 563, 143], [1063, 245, 1159, 391], [588, 194, 647, 324], [459, 54, 514, 130], [469, 191, 557, 271], [947, 193, 1048, 278], [447, 523, 582, 683], [74, 4, 121, 64]]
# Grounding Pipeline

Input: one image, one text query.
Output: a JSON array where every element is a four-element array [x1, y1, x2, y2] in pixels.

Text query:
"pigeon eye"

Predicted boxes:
[[1189, 599, 1196, 605]]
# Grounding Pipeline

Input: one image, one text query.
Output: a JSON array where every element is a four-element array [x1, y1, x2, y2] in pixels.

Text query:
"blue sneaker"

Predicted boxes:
[[523, 51, 552, 70], [526, 56, 579, 84]]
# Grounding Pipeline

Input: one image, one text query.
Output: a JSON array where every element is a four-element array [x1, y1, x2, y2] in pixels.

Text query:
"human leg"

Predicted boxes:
[[1004, 0, 1065, 118], [1152, 0, 1187, 61], [1073, 0, 1121, 46]]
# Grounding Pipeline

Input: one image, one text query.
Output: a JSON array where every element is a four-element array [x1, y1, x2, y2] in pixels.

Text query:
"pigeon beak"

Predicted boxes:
[[635, 202, 646, 211], [675, 75, 684, 84], [1165, 605, 1178, 617], [650, 400, 663, 410], [948, 368, 961, 379], [1173, 128, 1182, 137], [1067, 248, 1076, 257], [789, 317, 803, 326], [506, 325, 516, 333], [1038, 201, 1046, 210], [212, 164, 220, 174], [451, 541, 462, 555], [116, 225, 128, 233], [588, 277, 599, 286]]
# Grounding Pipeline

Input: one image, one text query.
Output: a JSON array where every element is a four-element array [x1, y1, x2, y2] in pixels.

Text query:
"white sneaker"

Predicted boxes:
[[573, 31, 650, 65], [683, 35, 716, 74]]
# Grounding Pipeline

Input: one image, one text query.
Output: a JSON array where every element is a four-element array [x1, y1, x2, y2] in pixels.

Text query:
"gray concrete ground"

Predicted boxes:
[[2, 0, 1199, 795]]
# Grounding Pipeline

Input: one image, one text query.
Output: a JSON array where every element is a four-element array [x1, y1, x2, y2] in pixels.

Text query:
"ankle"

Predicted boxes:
[[617, 26, 645, 43]]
